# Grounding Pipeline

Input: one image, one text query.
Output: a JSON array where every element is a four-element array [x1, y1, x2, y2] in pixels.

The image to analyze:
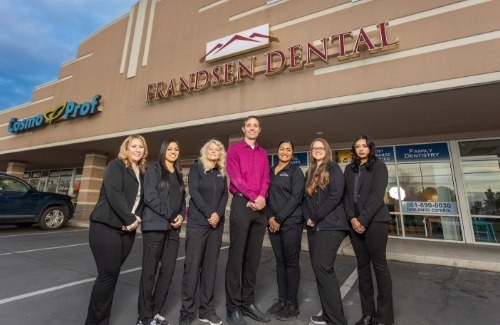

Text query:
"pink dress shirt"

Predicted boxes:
[[226, 139, 270, 201]]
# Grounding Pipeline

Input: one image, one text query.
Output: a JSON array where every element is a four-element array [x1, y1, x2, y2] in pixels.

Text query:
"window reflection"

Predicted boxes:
[[472, 217, 499, 243]]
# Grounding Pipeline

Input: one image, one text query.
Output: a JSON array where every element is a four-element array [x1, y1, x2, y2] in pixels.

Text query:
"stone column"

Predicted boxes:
[[6, 161, 26, 179], [74, 152, 108, 220]]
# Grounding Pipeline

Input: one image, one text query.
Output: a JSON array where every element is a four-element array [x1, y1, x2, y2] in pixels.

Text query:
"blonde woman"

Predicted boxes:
[[303, 138, 349, 325], [179, 139, 228, 325], [86, 134, 148, 325]]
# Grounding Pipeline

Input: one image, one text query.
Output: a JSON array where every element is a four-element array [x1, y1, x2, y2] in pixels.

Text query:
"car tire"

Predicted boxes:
[[39, 206, 68, 230]]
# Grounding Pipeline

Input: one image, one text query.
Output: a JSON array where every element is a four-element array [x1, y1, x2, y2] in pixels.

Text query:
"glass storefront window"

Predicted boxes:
[[471, 217, 499, 243], [403, 215, 462, 241], [460, 139, 500, 243], [386, 163, 402, 236], [393, 143, 461, 241], [396, 162, 457, 204]]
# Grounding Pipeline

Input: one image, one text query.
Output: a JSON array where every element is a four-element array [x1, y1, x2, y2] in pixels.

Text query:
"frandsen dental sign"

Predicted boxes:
[[8, 94, 102, 134], [146, 22, 399, 101]]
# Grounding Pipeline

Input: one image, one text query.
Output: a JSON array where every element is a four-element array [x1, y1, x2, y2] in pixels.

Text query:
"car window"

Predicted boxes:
[[0, 176, 29, 193]]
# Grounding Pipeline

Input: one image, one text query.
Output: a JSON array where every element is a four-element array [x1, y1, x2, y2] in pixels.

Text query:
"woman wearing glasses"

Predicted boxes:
[[343, 135, 393, 325], [303, 138, 349, 325]]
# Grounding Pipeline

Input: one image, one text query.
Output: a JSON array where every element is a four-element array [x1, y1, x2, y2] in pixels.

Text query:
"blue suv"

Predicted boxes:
[[0, 172, 75, 230]]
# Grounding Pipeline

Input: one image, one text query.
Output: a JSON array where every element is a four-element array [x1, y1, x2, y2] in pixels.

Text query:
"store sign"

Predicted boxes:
[[8, 94, 102, 134], [396, 143, 449, 161], [291, 152, 308, 166], [271, 152, 308, 167], [402, 201, 459, 215], [376, 146, 395, 163], [146, 22, 399, 102]]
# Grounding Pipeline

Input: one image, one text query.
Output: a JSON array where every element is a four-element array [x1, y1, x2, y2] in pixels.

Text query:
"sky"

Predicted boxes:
[[0, 0, 137, 111]]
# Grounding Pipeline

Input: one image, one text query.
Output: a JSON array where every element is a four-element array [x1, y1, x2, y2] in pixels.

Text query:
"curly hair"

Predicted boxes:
[[117, 134, 148, 173], [199, 139, 227, 176], [305, 138, 332, 196], [350, 134, 378, 172]]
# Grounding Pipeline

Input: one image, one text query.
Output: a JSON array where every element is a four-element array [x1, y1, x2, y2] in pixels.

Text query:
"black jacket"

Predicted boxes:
[[141, 162, 186, 231], [267, 163, 305, 227], [187, 162, 228, 228], [303, 161, 349, 231], [343, 159, 392, 227], [90, 158, 144, 229]]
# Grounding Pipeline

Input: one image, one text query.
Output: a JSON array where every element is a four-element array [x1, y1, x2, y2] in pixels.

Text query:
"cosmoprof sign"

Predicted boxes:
[[8, 94, 102, 134], [146, 22, 399, 101]]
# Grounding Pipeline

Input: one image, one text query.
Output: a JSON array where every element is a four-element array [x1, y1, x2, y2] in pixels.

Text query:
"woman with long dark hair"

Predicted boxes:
[[266, 140, 305, 321], [303, 138, 349, 325], [179, 139, 228, 325], [137, 139, 185, 325], [344, 135, 394, 325], [86, 134, 148, 325]]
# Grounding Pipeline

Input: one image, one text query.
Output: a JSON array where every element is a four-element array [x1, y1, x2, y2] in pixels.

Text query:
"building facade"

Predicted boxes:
[[1, 0, 499, 245]]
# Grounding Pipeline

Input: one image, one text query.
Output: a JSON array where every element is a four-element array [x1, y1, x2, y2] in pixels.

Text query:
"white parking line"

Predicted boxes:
[[308, 268, 358, 325], [0, 245, 229, 305], [0, 229, 88, 238], [0, 243, 89, 256]]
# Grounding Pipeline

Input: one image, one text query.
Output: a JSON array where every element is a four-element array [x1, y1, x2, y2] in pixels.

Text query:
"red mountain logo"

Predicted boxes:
[[200, 24, 278, 63]]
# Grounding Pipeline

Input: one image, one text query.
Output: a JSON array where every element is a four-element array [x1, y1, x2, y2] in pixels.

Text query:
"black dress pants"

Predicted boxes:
[[349, 222, 394, 324], [180, 224, 224, 318], [138, 229, 180, 321], [308, 229, 347, 325], [225, 195, 267, 312], [86, 221, 136, 325], [268, 223, 302, 303]]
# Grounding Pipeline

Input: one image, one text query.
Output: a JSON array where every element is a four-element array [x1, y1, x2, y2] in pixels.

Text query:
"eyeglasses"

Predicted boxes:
[[311, 147, 326, 152]]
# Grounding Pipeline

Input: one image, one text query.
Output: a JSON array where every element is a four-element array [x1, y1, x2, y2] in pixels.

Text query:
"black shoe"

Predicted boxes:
[[276, 301, 299, 321], [266, 299, 286, 316], [178, 314, 192, 325], [137, 317, 155, 325], [310, 315, 327, 324], [226, 310, 247, 325], [199, 313, 222, 325], [355, 315, 375, 325], [241, 304, 271, 322], [154, 313, 170, 325]]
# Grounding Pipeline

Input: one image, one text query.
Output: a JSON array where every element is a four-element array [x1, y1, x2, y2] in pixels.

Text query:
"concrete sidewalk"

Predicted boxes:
[[68, 219, 500, 272]]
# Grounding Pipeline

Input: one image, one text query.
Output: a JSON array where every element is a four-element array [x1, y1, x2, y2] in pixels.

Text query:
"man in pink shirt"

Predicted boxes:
[[225, 116, 271, 325]]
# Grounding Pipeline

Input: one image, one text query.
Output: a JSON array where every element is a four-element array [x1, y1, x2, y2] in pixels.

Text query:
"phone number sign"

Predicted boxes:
[[402, 201, 458, 215]]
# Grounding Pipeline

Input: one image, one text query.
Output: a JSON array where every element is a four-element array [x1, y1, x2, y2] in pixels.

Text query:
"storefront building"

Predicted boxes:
[[1, 0, 499, 245]]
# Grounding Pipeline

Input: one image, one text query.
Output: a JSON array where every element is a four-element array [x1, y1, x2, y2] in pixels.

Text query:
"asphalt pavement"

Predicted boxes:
[[0, 225, 498, 325]]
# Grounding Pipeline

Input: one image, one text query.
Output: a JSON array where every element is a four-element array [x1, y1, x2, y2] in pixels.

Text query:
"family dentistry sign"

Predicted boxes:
[[8, 94, 102, 134], [146, 22, 398, 102]]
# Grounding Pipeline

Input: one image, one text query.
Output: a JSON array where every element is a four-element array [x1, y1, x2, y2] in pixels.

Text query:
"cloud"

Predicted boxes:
[[0, 0, 135, 110]]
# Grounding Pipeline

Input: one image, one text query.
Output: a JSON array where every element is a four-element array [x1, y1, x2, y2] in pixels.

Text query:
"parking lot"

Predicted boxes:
[[0, 225, 498, 325]]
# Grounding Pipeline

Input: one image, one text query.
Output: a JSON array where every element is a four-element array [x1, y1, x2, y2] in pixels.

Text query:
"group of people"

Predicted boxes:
[[84, 115, 394, 325]]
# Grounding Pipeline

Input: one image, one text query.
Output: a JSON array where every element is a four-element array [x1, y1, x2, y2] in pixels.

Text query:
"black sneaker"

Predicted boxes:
[[153, 313, 170, 325], [178, 314, 193, 325], [137, 317, 155, 325], [311, 315, 327, 324], [199, 313, 222, 325], [267, 299, 286, 316], [276, 302, 299, 320]]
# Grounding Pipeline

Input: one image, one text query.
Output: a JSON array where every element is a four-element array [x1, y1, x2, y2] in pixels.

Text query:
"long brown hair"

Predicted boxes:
[[305, 138, 332, 196]]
